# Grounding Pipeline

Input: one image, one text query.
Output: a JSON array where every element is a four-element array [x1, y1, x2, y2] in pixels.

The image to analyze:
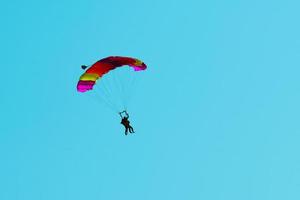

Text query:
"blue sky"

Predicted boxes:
[[1, 0, 300, 199]]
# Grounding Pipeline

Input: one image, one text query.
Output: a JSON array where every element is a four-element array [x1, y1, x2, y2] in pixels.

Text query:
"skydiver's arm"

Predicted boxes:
[[125, 112, 129, 118]]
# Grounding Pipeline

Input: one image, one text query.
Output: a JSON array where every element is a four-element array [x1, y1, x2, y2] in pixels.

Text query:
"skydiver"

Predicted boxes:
[[119, 111, 135, 135]]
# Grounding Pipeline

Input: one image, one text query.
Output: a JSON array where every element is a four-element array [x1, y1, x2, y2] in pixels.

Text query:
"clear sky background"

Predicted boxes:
[[1, 0, 300, 199]]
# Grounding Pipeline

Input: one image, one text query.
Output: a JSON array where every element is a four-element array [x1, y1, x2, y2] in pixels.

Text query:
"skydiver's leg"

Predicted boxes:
[[129, 126, 134, 133], [128, 126, 132, 133], [125, 127, 128, 135]]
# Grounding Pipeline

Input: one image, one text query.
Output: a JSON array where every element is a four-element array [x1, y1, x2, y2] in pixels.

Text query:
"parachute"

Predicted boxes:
[[77, 56, 146, 92], [77, 56, 147, 111]]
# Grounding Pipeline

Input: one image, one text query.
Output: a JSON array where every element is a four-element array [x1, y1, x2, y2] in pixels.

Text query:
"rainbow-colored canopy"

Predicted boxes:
[[77, 56, 147, 92]]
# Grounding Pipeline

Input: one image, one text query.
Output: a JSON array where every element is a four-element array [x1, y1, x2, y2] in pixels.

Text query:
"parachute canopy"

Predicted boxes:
[[77, 56, 147, 92]]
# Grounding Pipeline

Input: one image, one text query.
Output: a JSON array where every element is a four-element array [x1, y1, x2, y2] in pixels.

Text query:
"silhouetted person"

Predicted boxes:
[[119, 111, 134, 135]]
